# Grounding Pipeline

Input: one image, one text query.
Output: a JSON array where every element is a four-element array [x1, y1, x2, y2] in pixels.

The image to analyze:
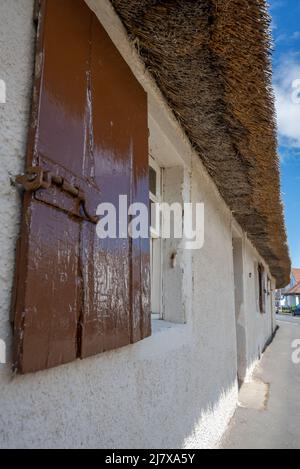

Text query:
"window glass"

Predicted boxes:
[[149, 159, 162, 319], [149, 166, 157, 197]]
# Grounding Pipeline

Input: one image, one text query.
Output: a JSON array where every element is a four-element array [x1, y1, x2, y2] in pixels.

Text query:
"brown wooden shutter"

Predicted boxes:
[[12, 0, 151, 374]]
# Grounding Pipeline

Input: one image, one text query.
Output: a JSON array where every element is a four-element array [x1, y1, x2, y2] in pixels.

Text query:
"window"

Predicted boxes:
[[148, 161, 189, 325], [12, 0, 151, 374], [258, 264, 266, 314], [149, 157, 163, 319]]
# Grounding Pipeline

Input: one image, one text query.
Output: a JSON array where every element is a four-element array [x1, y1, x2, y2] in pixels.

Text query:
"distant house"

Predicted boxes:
[[281, 269, 300, 307]]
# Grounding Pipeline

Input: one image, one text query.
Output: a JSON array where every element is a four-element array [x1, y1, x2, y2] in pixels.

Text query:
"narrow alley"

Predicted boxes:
[[222, 316, 300, 449]]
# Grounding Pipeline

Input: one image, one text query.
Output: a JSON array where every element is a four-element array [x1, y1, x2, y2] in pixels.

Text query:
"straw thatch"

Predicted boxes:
[[110, 0, 290, 287]]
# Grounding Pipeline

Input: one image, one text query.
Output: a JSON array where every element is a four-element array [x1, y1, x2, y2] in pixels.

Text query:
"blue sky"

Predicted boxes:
[[269, 0, 300, 267]]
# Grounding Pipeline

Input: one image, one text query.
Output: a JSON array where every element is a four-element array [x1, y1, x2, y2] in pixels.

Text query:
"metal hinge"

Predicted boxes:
[[16, 166, 98, 224]]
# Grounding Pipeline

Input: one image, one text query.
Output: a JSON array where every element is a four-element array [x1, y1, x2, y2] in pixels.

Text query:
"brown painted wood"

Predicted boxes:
[[13, 0, 150, 374], [80, 13, 151, 357]]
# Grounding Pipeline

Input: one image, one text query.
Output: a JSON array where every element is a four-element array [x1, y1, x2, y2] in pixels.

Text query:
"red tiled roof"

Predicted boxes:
[[292, 268, 300, 284], [286, 281, 300, 295]]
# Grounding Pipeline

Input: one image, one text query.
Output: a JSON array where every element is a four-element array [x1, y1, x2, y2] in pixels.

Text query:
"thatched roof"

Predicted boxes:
[[110, 0, 290, 288]]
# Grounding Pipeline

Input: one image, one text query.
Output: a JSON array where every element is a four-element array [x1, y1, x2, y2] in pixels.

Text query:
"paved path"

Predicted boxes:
[[222, 316, 300, 449]]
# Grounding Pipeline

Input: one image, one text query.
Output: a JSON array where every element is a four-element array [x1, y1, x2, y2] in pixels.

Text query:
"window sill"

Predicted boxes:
[[134, 319, 189, 360], [151, 318, 186, 334]]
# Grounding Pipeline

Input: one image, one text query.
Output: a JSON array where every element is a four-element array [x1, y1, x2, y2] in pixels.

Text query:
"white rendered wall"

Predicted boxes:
[[232, 236, 248, 382], [0, 0, 275, 449], [242, 239, 276, 378], [0, 0, 35, 367]]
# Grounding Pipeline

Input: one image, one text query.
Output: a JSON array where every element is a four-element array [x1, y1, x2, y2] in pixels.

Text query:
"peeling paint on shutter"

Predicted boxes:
[[12, 0, 151, 374]]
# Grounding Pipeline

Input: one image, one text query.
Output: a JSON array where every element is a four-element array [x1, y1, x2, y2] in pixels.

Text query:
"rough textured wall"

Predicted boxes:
[[0, 0, 275, 449], [0, 0, 240, 448], [232, 237, 248, 382], [243, 240, 275, 373], [0, 0, 35, 363]]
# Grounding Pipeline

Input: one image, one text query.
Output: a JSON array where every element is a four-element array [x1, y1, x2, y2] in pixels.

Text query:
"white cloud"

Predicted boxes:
[[274, 56, 300, 149]]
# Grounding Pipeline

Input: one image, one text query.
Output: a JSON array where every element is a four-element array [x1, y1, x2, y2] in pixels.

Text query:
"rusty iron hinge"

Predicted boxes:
[[16, 166, 98, 224]]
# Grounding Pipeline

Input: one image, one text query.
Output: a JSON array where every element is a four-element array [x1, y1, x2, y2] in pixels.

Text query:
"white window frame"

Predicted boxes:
[[149, 156, 163, 320]]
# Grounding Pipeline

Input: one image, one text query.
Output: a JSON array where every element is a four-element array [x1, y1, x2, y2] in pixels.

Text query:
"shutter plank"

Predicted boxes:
[[131, 103, 151, 343], [80, 15, 150, 357], [14, 202, 81, 374], [38, 0, 92, 174], [13, 0, 92, 373]]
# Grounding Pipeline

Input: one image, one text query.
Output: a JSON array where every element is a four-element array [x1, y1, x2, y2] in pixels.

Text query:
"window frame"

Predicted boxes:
[[149, 156, 163, 320]]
